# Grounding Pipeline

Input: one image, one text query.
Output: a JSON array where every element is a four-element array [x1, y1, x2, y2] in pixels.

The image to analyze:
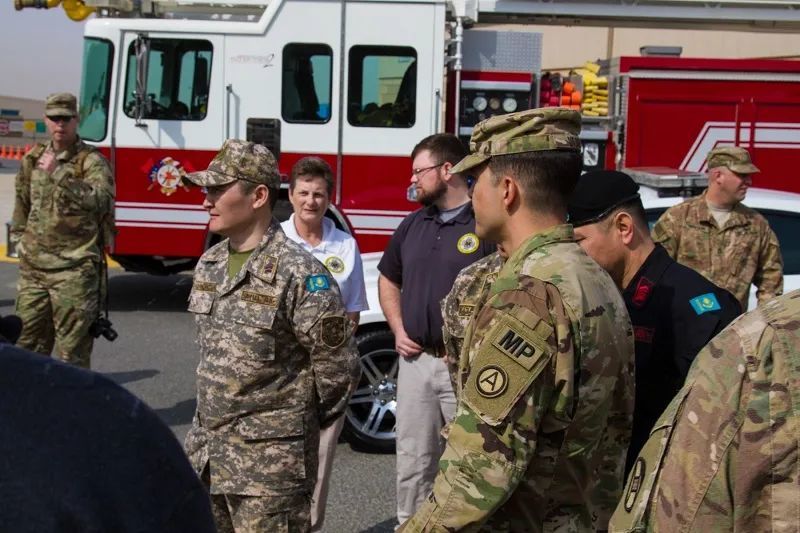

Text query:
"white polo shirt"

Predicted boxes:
[[281, 214, 369, 313]]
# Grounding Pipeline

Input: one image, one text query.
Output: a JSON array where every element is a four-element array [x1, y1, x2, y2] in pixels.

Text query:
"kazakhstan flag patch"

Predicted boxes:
[[690, 293, 721, 315], [306, 274, 330, 292]]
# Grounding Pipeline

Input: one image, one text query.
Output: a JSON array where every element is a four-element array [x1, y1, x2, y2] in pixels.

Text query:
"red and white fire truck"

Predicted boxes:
[[14, 0, 800, 274]]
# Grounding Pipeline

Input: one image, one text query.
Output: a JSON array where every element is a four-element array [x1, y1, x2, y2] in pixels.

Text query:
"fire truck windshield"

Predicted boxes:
[[123, 38, 213, 122], [78, 37, 114, 142]]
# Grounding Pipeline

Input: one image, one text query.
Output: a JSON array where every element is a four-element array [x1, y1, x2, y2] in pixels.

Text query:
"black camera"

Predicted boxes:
[[89, 317, 118, 342]]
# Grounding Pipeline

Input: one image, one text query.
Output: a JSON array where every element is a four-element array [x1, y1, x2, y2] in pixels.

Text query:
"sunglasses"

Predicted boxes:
[[48, 116, 74, 123]]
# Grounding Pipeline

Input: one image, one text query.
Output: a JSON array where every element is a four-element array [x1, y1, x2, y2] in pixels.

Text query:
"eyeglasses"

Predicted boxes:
[[48, 116, 74, 123], [411, 163, 444, 177]]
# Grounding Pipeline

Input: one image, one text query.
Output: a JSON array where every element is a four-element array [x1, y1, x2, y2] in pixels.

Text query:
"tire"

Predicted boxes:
[[342, 328, 398, 453]]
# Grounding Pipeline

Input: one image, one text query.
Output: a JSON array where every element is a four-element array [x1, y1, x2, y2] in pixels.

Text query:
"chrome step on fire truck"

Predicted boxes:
[[15, 0, 800, 450]]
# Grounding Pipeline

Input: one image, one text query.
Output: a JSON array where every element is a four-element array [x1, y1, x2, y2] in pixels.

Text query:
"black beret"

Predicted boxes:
[[568, 170, 640, 227]]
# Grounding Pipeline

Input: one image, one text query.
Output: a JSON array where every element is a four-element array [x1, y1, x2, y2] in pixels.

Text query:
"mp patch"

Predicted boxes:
[[491, 323, 545, 371], [306, 274, 330, 292], [690, 293, 721, 315], [475, 365, 508, 398], [320, 315, 347, 348]]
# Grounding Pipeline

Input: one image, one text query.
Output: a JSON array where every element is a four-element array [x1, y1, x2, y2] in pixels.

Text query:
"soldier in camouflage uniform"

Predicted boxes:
[[652, 146, 783, 311], [183, 140, 360, 533], [610, 288, 800, 532], [440, 251, 505, 390], [400, 108, 635, 532], [10, 92, 115, 368]]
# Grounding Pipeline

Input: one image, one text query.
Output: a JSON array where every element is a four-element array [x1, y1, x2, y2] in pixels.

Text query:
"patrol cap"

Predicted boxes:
[[186, 139, 280, 188], [567, 170, 640, 227], [706, 146, 760, 174], [451, 107, 582, 174], [44, 92, 78, 118]]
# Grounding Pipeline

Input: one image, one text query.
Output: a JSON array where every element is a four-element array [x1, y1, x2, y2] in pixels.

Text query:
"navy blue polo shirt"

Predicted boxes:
[[378, 202, 495, 348]]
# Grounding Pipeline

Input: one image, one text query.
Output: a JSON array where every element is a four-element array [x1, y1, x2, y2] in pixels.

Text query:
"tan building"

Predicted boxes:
[[0, 95, 46, 149], [486, 24, 800, 71]]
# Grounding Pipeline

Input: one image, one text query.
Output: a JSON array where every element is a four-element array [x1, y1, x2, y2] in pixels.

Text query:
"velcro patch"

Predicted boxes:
[[320, 315, 347, 348], [458, 304, 475, 317], [262, 255, 278, 282], [463, 310, 554, 425], [489, 316, 550, 371], [690, 293, 721, 315], [306, 274, 330, 292], [193, 280, 217, 293], [241, 290, 278, 307]]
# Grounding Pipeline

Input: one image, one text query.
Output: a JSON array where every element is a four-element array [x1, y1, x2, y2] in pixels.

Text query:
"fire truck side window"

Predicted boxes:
[[78, 38, 113, 142], [347, 46, 416, 128], [282, 44, 333, 124], [123, 39, 213, 121]]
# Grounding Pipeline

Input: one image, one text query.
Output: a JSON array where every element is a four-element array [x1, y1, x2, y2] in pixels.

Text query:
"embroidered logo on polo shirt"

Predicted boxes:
[[306, 274, 330, 292], [324, 256, 345, 274], [457, 232, 480, 254], [690, 293, 721, 315]]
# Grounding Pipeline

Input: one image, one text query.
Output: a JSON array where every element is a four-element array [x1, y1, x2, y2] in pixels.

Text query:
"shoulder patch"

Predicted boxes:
[[306, 274, 331, 292], [690, 292, 721, 315], [320, 315, 347, 348], [631, 276, 655, 307], [457, 232, 480, 254], [475, 365, 508, 398]]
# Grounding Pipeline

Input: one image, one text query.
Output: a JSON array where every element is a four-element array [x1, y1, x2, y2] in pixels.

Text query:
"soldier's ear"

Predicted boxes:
[[252, 184, 270, 209], [614, 211, 636, 245]]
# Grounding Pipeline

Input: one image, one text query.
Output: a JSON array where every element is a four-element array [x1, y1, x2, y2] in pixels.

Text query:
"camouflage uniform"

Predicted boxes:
[[440, 252, 504, 389], [10, 93, 115, 368], [610, 289, 800, 532], [183, 140, 360, 533], [652, 147, 782, 311], [400, 108, 635, 532]]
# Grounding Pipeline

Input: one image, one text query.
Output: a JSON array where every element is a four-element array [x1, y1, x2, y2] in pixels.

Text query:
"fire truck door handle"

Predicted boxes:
[[226, 84, 233, 139]]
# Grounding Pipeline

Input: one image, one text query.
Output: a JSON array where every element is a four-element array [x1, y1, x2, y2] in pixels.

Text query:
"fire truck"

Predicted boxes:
[[14, 0, 800, 274]]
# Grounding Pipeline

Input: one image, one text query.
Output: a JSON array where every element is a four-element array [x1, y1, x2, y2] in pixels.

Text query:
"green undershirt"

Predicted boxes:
[[228, 246, 255, 279]]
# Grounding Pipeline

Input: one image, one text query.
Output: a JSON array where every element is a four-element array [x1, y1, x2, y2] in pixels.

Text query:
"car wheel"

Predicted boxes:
[[342, 329, 398, 453]]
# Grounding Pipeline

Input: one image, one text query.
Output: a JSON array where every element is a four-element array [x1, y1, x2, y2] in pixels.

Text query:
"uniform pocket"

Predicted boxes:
[[233, 409, 307, 480], [188, 290, 214, 314]]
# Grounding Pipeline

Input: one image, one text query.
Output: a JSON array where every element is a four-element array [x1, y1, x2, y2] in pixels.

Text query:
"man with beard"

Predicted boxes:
[[378, 134, 495, 526]]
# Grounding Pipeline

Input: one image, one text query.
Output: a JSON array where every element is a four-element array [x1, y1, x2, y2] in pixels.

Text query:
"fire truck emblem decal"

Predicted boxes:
[[682, 121, 800, 172], [148, 157, 190, 196]]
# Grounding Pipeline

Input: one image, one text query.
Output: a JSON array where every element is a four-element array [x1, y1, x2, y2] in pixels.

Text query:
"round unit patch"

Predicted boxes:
[[324, 256, 345, 274], [457, 232, 480, 254], [475, 365, 508, 398]]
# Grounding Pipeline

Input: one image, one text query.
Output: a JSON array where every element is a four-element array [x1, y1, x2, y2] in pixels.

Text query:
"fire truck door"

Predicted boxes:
[[114, 31, 225, 156], [338, 1, 445, 235]]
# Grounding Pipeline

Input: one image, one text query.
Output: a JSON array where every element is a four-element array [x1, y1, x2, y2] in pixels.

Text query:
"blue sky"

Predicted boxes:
[[0, 2, 86, 100]]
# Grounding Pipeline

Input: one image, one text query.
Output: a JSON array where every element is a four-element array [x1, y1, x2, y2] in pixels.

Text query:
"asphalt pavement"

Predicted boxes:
[[0, 165, 397, 533]]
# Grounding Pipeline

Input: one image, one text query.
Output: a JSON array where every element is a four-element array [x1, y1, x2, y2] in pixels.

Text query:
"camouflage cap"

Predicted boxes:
[[44, 92, 78, 118], [451, 107, 582, 174], [186, 139, 280, 188], [706, 146, 760, 174]]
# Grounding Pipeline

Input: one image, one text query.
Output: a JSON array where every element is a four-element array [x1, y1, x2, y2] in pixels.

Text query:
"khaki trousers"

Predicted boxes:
[[395, 351, 456, 524], [310, 414, 346, 532]]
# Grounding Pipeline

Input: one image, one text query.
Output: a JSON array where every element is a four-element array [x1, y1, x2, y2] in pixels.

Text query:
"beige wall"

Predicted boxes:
[[483, 24, 800, 70], [0, 96, 47, 147]]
